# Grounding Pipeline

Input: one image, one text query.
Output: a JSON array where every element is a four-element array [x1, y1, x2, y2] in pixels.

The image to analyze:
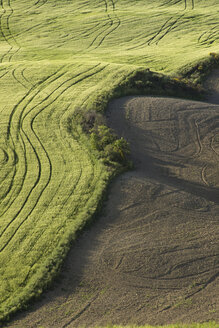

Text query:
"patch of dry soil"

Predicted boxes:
[[6, 74, 219, 328]]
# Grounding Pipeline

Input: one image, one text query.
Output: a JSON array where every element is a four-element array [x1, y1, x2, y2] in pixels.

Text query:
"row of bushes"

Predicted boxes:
[[111, 67, 205, 102]]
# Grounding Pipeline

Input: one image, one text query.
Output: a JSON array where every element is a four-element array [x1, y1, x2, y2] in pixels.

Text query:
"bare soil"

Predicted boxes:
[[6, 72, 219, 328]]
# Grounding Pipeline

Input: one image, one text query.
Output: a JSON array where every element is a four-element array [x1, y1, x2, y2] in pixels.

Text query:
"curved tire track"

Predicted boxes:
[[0, 0, 20, 63], [87, 0, 121, 50], [0, 64, 107, 252]]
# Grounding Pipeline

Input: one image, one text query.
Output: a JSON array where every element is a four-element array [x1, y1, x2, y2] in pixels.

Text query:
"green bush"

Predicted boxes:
[[71, 109, 105, 134], [71, 110, 130, 167], [90, 125, 130, 165]]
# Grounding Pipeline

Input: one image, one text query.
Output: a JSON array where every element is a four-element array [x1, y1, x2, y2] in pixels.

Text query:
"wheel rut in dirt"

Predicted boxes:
[[7, 74, 219, 327]]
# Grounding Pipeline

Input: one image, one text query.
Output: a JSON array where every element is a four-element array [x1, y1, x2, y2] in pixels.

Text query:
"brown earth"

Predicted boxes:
[[5, 72, 219, 328]]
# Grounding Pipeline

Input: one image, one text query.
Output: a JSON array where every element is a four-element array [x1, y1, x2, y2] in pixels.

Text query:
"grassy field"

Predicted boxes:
[[0, 0, 219, 322]]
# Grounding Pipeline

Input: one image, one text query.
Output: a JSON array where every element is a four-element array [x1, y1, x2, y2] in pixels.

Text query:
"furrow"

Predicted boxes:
[[153, 254, 219, 280], [210, 135, 219, 156], [201, 164, 209, 186], [194, 119, 203, 157], [179, 271, 219, 304], [62, 294, 99, 328]]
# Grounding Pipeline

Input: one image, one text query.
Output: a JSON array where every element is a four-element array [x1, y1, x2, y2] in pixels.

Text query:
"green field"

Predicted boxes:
[[0, 0, 219, 322]]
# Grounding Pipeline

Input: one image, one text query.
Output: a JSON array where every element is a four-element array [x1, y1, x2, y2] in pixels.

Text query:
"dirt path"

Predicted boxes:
[[6, 73, 219, 327]]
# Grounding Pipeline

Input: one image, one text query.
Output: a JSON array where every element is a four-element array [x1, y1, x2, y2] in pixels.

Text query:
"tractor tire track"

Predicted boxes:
[[96, 0, 121, 49], [19, 102, 85, 275], [148, 14, 185, 46], [87, 0, 121, 50], [21, 68, 34, 88], [6, 89, 103, 264], [62, 294, 99, 328], [177, 111, 202, 159], [161, 270, 219, 314], [0, 147, 17, 199], [0, 0, 12, 63], [29, 0, 47, 10], [0, 136, 26, 213], [0, 69, 8, 79], [194, 119, 203, 157], [161, 0, 182, 8], [0, 68, 65, 221], [201, 164, 209, 186], [39, 67, 108, 217], [43, 97, 96, 220], [35, 0, 48, 10], [0, 64, 107, 252], [198, 25, 219, 45], [87, 0, 113, 50], [6, 0, 20, 62], [70, 20, 112, 47], [147, 17, 175, 46], [210, 135, 219, 156], [183, 0, 195, 10], [12, 106, 78, 275], [12, 23, 42, 39], [0, 66, 37, 217], [96, 12, 120, 48], [128, 14, 185, 51], [0, 71, 66, 218], [0, 0, 20, 63], [12, 67, 28, 89]]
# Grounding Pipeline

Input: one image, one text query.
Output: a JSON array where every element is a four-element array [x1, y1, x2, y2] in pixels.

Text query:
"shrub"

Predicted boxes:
[[90, 125, 130, 165], [71, 109, 105, 134], [71, 110, 130, 167]]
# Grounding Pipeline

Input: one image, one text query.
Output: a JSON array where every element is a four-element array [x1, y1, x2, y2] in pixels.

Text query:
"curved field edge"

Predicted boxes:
[[0, 0, 219, 323], [0, 58, 217, 325]]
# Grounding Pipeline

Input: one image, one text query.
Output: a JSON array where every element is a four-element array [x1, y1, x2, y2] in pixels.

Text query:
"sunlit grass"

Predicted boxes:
[[0, 0, 218, 322]]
